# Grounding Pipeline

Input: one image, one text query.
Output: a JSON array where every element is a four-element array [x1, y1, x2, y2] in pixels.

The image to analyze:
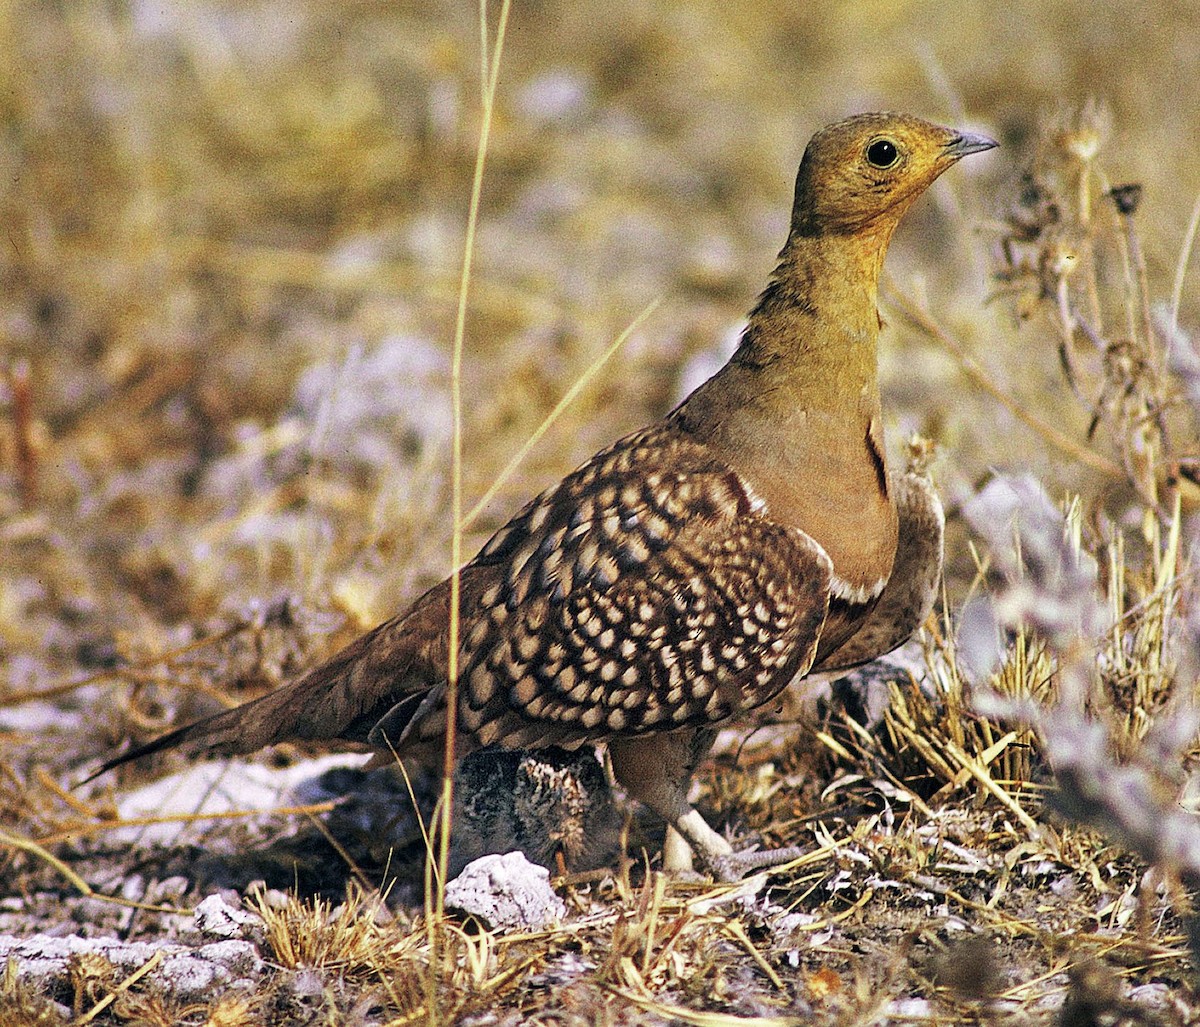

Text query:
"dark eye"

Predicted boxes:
[[866, 139, 899, 168]]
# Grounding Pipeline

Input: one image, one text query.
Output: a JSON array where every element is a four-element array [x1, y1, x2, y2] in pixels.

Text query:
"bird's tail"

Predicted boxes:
[[80, 608, 440, 785]]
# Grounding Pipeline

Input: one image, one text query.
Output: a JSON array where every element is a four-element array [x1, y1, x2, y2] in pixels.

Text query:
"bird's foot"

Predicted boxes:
[[667, 810, 807, 881], [703, 844, 808, 883]]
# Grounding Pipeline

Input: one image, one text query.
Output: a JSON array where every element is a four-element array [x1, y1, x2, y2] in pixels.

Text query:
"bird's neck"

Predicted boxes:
[[674, 223, 896, 439]]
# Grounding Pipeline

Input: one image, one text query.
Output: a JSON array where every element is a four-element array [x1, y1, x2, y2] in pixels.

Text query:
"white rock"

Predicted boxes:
[[108, 754, 367, 847], [194, 893, 265, 942], [197, 939, 264, 977], [0, 933, 246, 1003], [444, 851, 566, 931]]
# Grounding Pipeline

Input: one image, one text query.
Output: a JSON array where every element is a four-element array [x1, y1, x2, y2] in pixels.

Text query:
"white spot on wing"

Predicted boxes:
[[829, 573, 888, 604], [733, 470, 769, 514]]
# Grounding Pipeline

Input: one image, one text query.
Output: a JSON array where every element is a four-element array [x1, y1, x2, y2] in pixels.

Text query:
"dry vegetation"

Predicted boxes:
[[4, 1, 1200, 1024]]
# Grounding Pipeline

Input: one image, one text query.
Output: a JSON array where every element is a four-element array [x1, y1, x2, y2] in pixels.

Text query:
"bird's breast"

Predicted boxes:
[[731, 410, 899, 615]]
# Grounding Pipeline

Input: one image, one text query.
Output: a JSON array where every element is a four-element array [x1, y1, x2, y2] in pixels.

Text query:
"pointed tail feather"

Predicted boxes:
[[79, 707, 251, 785], [79, 610, 440, 786]]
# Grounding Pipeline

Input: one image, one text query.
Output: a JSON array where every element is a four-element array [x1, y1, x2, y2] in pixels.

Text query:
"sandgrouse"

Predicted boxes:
[[91, 113, 996, 880]]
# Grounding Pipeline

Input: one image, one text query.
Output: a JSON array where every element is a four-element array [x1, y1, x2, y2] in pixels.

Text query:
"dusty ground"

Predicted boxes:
[[3, 1, 1200, 1024]]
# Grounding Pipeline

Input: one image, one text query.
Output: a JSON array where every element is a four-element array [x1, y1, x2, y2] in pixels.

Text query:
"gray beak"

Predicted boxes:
[[944, 130, 999, 158]]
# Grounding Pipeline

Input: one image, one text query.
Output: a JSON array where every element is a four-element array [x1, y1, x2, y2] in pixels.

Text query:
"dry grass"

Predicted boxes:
[[4, 1, 1200, 1024]]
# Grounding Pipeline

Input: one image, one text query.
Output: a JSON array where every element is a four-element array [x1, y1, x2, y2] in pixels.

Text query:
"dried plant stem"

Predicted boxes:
[[462, 298, 660, 532], [432, 0, 513, 999], [39, 801, 338, 847], [888, 286, 1124, 479], [0, 828, 94, 897], [1167, 189, 1200, 363]]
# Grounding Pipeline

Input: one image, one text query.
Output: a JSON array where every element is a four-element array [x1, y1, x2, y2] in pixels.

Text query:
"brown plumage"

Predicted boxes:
[[90, 113, 996, 879]]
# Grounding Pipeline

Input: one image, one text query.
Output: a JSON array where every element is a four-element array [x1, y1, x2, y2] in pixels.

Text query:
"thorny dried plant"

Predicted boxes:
[[993, 100, 1200, 513], [944, 105, 1200, 949], [868, 101, 1200, 822], [961, 474, 1200, 943]]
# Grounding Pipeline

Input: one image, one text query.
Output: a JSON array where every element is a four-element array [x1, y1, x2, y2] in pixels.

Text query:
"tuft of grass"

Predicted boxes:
[[248, 886, 391, 976], [247, 884, 546, 1024], [1, 957, 67, 1027]]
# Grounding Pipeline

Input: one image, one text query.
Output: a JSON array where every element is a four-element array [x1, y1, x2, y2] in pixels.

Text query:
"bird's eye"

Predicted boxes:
[[866, 139, 899, 168]]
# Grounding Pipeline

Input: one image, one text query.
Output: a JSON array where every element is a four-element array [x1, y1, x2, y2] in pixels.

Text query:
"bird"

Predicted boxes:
[[450, 746, 622, 877], [88, 113, 996, 880]]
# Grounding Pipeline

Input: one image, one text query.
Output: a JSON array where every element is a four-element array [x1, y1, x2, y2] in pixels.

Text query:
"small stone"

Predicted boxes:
[[146, 875, 190, 904], [194, 894, 265, 941], [444, 852, 566, 932], [259, 888, 291, 911], [197, 940, 264, 977], [120, 874, 146, 903]]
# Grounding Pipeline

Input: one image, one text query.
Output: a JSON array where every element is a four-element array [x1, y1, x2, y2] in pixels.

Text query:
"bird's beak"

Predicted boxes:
[[943, 130, 999, 159]]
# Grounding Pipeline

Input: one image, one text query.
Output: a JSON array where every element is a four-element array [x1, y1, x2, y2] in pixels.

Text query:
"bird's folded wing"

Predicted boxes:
[[90, 426, 840, 780], [381, 426, 835, 754]]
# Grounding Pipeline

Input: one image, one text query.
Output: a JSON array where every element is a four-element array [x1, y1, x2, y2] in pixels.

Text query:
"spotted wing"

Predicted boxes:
[[400, 425, 833, 751]]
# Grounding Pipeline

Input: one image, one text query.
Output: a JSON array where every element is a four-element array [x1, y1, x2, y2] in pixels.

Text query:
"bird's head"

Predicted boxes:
[[790, 112, 996, 237]]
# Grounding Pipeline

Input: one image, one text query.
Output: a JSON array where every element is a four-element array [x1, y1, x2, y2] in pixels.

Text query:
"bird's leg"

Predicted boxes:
[[608, 730, 806, 882], [607, 730, 726, 874], [661, 825, 696, 874]]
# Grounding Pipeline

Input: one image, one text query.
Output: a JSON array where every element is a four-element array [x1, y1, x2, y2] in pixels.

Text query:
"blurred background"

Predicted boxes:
[[2, 0, 1199, 762]]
